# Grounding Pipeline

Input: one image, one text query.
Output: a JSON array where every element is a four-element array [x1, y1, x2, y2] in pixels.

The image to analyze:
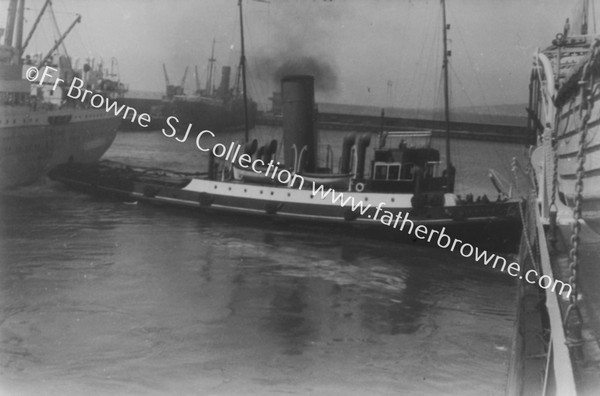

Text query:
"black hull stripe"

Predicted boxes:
[[558, 143, 600, 159], [559, 167, 600, 180]]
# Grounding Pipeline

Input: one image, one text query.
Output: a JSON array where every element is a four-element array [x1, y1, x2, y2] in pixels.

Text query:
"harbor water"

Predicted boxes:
[[0, 128, 526, 395]]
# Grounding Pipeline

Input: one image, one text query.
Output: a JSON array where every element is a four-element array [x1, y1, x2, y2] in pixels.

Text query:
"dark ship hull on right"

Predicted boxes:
[[153, 65, 257, 132]]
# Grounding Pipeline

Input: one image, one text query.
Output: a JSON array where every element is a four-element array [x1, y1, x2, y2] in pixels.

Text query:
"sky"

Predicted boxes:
[[0, 0, 582, 113]]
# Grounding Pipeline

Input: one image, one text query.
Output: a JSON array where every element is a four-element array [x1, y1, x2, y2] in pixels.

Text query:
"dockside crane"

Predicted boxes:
[[195, 65, 201, 94], [180, 66, 189, 92], [162, 63, 170, 87]]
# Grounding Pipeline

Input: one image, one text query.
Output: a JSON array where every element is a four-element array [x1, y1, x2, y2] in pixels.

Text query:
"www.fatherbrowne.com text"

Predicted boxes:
[[308, 183, 571, 299]]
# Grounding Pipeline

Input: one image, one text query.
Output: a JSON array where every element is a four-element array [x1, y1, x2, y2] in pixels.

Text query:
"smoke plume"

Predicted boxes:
[[249, 0, 344, 96], [254, 54, 338, 93]]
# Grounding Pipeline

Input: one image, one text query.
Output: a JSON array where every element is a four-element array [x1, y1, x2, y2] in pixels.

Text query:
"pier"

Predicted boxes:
[[258, 105, 532, 145]]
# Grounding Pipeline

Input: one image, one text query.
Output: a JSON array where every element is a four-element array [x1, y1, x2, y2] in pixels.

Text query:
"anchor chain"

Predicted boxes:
[[562, 41, 600, 362], [549, 113, 560, 244]]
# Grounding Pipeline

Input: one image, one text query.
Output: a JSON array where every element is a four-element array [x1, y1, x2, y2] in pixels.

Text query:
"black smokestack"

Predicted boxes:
[[282, 75, 316, 173], [217, 66, 231, 98]]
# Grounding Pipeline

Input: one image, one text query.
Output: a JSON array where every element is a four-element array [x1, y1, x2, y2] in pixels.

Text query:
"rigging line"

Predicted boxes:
[[446, 70, 462, 178], [395, 0, 414, 108], [432, 69, 446, 158], [73, 34, 87, 69], [449, 65, 485, 123], [242, 15, 263, 106], [412, 3, 435, 118], [450, 14, 496, 122], [416, 2, 442, 118], [593, 0, 597, 34], [48, 2, 69, 59], [228, 9, 240, 68], [77, 15, 98, 68], [242, 35, 259, 106], [39, 18, 55, 53], [421, 5, 443, 120], [73, 24, 93, 66], [248, 10, 276, 112], [410, 0, 436, 114], [450, 64, 511, 177]]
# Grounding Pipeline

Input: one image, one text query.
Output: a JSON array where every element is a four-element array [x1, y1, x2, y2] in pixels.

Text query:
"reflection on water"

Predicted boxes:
[[0, 131, 521, 395]]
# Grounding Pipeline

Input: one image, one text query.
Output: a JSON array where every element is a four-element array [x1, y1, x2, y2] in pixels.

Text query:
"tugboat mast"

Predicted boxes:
[[206, 38, 216, 96], [238, 0, 249, 143], [441, 0, 453, 191]]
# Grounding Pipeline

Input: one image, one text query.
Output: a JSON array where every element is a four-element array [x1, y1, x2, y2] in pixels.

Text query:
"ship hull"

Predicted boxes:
[[0, 107, 119, 189], [555, 93, 600, 230], [533, 40, 600, 231]]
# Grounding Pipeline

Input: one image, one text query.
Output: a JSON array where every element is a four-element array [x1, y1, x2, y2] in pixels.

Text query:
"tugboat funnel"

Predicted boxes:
[[282, 75, 316, 172]]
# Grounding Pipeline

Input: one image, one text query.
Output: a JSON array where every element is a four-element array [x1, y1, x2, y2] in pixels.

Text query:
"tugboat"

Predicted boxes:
[[49, 73, 522, 250], [48, 0, 521, 250], [0, 0, 122, 189]]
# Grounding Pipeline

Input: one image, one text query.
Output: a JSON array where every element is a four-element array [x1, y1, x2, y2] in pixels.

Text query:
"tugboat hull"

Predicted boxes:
[[49, 161, 522, 251]]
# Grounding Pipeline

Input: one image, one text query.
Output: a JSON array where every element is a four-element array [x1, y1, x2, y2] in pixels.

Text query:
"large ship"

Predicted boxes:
[[511, 1, 600, 394], [0, 0, 121, 189], [152, 63, 257, 133], [529, 0, 600, 232], [150, 2, 257, 134]]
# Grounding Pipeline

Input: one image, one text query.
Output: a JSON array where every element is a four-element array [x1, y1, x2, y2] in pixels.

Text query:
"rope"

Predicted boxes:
[[561, 39, 600, 363], [513, 157, 540, 273], [520, 198, 539, 273], [49, 3, 70, 59], [549, 111, 560, 244]]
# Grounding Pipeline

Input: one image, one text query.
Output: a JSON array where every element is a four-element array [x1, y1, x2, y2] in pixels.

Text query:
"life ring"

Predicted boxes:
[[354, 182, 365, 192], [553, 32, 565, 45]]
